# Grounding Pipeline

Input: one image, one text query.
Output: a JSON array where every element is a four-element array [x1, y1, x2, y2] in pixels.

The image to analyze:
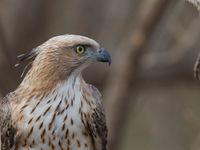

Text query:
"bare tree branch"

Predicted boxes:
[[142, 19, 200, 71], [103, 0, 172, 150]]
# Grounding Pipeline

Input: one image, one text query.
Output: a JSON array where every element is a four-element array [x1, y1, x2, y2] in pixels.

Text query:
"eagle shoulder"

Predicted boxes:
[[0, 93, 17, 150], [85, 84, 108, 150]]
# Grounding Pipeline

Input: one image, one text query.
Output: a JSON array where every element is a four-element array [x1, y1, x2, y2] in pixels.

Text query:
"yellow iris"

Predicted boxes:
[[75, 45, 86, 54]]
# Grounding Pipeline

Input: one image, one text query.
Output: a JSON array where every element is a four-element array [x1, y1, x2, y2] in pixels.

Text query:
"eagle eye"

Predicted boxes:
[[75, 45, 86, 55]]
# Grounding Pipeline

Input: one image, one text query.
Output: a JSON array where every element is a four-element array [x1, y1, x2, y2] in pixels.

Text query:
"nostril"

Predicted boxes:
[[99, 48, 107, 53]]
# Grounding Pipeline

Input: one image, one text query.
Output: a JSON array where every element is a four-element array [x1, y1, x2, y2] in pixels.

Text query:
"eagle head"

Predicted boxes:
[[18, 34, 111, 90]]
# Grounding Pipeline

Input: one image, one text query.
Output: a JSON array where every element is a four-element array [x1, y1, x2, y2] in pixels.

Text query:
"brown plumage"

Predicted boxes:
[[0, 34, 111, 150]]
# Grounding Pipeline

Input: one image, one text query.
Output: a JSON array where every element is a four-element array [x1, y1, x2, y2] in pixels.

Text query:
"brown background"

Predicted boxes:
[[1, 0, 200, 150]]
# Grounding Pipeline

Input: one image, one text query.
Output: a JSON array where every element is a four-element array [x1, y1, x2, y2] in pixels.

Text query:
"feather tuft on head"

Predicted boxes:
[[15, 47, 39, 78], [15, 48, 39, 67]]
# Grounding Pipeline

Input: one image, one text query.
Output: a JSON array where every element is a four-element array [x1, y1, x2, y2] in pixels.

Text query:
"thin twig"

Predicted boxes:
[[142, 19, 200, 71]]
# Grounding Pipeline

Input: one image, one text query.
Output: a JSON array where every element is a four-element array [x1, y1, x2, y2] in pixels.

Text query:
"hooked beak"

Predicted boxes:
[[96, 48, 112, 65]]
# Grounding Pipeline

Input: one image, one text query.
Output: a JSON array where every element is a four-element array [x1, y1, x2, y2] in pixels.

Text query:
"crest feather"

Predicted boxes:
[[15, 47, 38, 67], [15, 47, 39, 78]]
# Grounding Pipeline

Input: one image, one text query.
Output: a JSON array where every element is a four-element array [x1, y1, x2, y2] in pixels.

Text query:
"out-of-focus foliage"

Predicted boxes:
[[1, 0, 200, 150]]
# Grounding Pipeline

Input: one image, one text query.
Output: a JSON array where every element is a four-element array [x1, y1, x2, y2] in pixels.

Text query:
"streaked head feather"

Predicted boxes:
[[17, 34, 101, 93]]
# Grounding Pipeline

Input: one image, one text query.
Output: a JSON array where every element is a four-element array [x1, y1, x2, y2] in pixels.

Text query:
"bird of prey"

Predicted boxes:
[[0, 34, 111, 150]]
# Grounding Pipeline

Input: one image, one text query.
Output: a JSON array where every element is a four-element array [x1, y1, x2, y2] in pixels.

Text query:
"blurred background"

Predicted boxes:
[[1, 0, 200, 150]]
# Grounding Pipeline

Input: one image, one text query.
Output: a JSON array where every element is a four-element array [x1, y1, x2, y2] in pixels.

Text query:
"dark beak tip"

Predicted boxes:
[[108, 57, 111, 66], [98, 48, 112, 66]]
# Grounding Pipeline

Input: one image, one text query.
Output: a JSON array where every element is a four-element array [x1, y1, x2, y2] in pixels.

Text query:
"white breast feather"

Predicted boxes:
[[16, 73, 93, 150]]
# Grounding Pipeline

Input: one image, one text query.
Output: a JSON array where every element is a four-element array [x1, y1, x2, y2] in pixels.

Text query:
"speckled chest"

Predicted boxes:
[[13, 77, 95, 150]]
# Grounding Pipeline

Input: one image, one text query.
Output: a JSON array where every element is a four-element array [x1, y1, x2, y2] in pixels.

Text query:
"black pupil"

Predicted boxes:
[[78, 47, 83, 52]]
